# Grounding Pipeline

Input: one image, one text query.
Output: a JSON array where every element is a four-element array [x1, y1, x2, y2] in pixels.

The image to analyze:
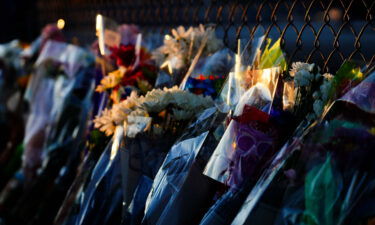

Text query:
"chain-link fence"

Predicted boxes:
[[37, 0, 374, 72]]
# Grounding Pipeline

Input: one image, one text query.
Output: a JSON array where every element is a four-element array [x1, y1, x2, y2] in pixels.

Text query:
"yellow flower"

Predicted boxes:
[[110, 88, 120, 104], [95, 69, 124, 93]]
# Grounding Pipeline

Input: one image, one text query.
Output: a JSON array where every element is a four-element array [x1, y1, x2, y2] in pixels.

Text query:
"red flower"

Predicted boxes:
[[110, 44, 151, 68], [110, 44, 136, 67], [122, 67, 146, 86]]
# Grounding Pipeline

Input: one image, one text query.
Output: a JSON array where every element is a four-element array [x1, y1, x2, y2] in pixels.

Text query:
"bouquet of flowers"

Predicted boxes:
[[140, 37, 274, 225], [53, 19, 151, 225], [198, 37, 346, 225], [0, 39, 95, 225], [142, 107, 227, 225], [152, 25, 223, 87], [230, 63, 370, 225], [241, 74, 374, 225], [66, 86, 213, 225], [203, 38, 288, 189], [95, 43, 157, 103], [0, 24, 66, 192]]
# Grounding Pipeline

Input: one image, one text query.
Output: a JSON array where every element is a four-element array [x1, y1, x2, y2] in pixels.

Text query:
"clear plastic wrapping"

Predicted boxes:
[[142, 107, 227, 225]]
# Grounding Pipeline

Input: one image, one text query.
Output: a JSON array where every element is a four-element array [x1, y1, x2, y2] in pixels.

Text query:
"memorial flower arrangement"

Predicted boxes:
[[153, 25, 223, 70], [0, 17, 374, 225], [94, 86, 214, 137], [152, 25, 224, 87], [95, 44, 157, 103]]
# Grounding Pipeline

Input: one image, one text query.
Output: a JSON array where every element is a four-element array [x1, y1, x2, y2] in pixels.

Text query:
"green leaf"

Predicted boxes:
[[304, 155, 342, 225], [331, 61, 364, 98], [259, 38, 287, 71], [335, 61, 363, 82]]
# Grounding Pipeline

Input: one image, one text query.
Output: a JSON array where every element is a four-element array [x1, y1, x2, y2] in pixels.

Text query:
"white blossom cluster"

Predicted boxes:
[[94, 86, 214, 137], [290, 62, 334, 120], [93, 91, 141, 136], [139, 86, 214, 120], [152, 25, 223, 70], [312, 73, 334, 117], [290, 62, 317, 87]]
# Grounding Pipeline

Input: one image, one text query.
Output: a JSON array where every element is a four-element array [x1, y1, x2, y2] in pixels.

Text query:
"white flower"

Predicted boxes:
[[94, 85, 215, 137], [294, 69, 314, 87], [152, 25, 223, 68], [141, 88, 170, 112], [289, 62, 315, 77], [94, 91, 144, 137], [290, 62, 318, 87], [320, 75, 333, 102], [126, 116, 152, 138], [313, 99, 324, 117], [129, 108, 148, 117], [193, 25, 223, 55], [111, 91, 139, 124], [323, 73, 334, 81], [171, 26, 193, 40], [93, 109, 116, 136], [140, 86, 214, 120]]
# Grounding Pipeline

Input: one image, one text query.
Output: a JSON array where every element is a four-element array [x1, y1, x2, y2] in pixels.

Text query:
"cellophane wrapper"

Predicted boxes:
[[231, 71, 375, 225], [142, 107, 227, 225], [120, 125, 184, 224], [204, 67, 282, 189]]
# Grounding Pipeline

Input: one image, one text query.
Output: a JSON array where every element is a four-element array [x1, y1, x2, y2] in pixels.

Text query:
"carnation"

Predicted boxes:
[[289, 62, 315, 76], [294, 69, 314, 87]]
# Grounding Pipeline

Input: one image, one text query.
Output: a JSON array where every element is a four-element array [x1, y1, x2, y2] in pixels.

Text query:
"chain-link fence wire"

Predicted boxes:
[[37, 0, 374, 72]]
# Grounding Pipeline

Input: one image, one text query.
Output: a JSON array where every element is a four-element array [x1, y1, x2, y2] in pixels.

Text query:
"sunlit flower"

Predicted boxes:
[[289, 62, 315, 76], [95, 69, 124, 92], [95, 86, 213, 137], [152, 24, 223, 70], [323, 73, 334, 81], [126, 116, 152, 138], [171, 26, 193, 40], [111, 91, 139, 124], [93, 109, 116, 136]]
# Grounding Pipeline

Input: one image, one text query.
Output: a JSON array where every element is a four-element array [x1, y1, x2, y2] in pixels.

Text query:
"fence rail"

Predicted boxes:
[[37, 0, 374, 72]]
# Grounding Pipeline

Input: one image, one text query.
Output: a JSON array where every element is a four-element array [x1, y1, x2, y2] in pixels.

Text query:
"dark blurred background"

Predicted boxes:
[[0, 0, 38, 43], [0, 0, 374, 72]]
